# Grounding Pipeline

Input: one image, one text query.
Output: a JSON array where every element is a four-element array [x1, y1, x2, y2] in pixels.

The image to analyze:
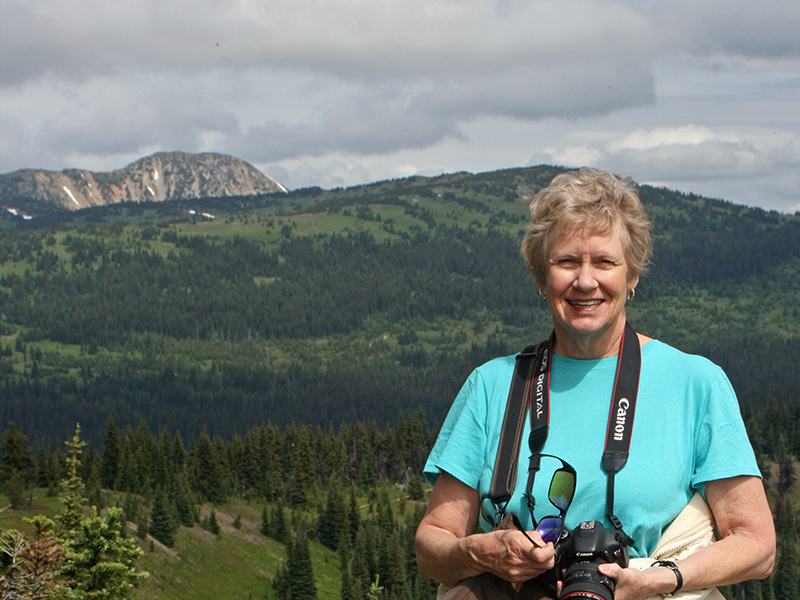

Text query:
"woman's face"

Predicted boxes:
[[542, 223, 638, 358]]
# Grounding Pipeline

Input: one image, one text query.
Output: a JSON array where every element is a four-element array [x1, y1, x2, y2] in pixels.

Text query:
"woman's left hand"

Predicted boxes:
[[595, 563, 678, 600]]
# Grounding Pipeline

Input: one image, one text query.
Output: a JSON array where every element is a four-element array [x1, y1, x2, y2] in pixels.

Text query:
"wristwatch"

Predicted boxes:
[[651, 559, 683, 596]]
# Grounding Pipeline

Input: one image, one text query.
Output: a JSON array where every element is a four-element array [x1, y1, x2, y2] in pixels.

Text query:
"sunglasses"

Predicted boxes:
[[523, 454, 576, 546], [482, 454, 576, 548]]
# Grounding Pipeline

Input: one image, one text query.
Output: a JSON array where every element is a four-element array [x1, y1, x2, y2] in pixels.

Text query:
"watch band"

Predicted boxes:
[[651, 559, 683, 596]]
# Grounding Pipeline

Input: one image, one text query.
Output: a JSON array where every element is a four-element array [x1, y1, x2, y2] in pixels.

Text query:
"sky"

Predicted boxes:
[[2, 0, 799, 213]]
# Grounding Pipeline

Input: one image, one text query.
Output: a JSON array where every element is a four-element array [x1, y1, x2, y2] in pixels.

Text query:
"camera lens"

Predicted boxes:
[[559, 561, 615, 600]]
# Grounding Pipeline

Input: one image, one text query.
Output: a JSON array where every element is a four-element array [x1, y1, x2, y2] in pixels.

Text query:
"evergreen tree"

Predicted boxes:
[[340, 551, 356, 600], [347, 485, 361, 547], [58, 506, 149, 599], [100, 414, 120, 489], [774, 499, 800, 600], [260, 504, 270, 536], [272, 502, 291, 546], [207, 508, 221, 536], [190, 430, 226, 504], [383, 531, 407, 600], [318, 479, 347, 551], [287, 426, 315, 507], [172, 430, 187, 472], [353, 523, 378, 594], [740, 577, 763, 600], [406, 473, 424, 501], [285, 530, 317, 600], [115, 428, 138, 493], [171, 472, 196, 527], [57, 425, 87, 534], [148, 487, 175, 547], [1, 421, 36, 489], [358, 441, 378, 490], [761, 575, 776, 600]]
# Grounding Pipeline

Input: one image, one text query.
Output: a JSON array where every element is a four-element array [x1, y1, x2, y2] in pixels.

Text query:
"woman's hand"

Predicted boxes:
[[595, 563, 679, 600], [416, 472, 555, 587], [464, 527, 556, 584]]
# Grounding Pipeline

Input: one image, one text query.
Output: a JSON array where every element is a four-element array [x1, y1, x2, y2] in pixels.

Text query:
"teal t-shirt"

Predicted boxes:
[[423, 340, 759, 558]]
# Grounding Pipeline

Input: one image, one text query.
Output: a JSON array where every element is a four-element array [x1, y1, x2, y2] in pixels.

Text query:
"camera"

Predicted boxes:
[[555, 521, 630, 600]]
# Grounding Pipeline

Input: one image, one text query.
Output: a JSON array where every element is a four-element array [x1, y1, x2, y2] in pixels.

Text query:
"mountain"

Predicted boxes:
[[0, 151, 287, 211], [0, 164, 798, 447]]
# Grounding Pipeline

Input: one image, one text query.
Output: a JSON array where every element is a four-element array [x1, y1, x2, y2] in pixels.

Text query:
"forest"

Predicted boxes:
[[1, 165, 800, 598]]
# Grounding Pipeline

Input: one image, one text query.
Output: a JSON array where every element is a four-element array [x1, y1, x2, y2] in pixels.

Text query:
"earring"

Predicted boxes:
[[538, 289, 547, 301], [626, 288, 636, 302]]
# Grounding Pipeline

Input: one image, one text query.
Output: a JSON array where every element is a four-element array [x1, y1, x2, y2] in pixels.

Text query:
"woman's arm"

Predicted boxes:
[[599, 475, 776, 600], [415, 472, 556, 587]]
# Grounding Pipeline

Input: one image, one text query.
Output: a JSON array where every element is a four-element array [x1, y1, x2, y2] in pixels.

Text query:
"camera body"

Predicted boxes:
[[555, 520, 630, 600]]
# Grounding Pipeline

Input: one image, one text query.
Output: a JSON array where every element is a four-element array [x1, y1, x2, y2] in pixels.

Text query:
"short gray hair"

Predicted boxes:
[[520, 168, 652, 284]]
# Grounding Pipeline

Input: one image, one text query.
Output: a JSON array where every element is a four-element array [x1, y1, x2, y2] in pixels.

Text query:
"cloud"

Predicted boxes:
[[2, 0, 656, 81], [530, 124, 800, 211], [653, 0, 800, 59], [1, 0, 799, 212]]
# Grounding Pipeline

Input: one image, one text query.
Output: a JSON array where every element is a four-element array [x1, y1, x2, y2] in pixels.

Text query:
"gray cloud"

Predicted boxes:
[[653, 0, 800, 59], [1, 0, 799, 211]]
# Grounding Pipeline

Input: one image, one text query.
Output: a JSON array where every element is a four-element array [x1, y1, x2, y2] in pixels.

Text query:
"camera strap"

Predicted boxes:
[[489, 322, 640, 542]]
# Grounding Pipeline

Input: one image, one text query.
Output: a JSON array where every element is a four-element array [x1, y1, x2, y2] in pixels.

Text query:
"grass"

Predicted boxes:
[[0, 490, 373, 600]]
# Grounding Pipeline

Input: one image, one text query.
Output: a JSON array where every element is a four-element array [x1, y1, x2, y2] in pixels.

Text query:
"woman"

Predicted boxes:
[[415, 168, 775, 600]]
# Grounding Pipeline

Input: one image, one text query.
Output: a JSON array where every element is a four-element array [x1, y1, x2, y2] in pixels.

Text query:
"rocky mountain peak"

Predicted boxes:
[[0, 151, 287, 211]]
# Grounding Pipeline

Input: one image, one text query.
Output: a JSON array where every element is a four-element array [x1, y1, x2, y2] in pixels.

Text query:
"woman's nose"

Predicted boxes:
[[573, 263, 598, 291]]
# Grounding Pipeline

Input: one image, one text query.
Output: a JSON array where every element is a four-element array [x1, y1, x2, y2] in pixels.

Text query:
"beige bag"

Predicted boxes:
[[629, 492, 724, 600]]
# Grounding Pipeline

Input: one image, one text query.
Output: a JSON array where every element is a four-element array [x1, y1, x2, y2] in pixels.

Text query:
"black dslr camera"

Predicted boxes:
[[555, 520, 630, 600]]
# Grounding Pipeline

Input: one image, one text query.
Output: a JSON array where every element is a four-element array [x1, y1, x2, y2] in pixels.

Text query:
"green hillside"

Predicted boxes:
[[1, 166, 798, 449]]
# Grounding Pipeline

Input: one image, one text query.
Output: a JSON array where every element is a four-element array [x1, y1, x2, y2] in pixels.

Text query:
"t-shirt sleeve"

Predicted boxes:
[[423, 368, 489, 489], [691, 368, 760, 489]]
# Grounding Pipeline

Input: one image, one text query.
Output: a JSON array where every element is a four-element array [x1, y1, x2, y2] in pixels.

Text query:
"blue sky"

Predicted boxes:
[[1, 0, 799, 212]]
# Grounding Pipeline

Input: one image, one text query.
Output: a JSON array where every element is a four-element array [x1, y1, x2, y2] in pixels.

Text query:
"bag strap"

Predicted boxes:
[[488, 342, 545, 512]]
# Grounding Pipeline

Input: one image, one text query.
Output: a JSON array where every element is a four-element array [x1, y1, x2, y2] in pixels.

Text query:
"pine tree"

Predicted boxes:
[[260, 504, 270, 536], [272, 502, 290, 546], [340, 551, 356, 600], [774, 499, 800, 600], [347, 485, 361, 547], [741, 577, 763, 600], [383, 531, 407, 600], [171, 472, 196, 527], [287, 426, 315, 507], [100, 414, 120, 490], [1, 422, 36, 488], [57, 425, 87, 534], [190, 430, 226, 504], [148, 487, 175, 547], [406, 473, 424, 501], [358, 442, 378, 490], [207, 508, 221, 536], [285, 530, 317, 600], [318, 480, 347, 551], [58, 506, 149, 599]]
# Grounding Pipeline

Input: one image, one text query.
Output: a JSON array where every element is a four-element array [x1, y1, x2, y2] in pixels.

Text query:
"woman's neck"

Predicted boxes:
[[552, 322, 626, 360], [553, 327, 651, 360]]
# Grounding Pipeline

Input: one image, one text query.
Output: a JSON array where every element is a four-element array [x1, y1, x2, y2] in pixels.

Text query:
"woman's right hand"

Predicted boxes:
[[462, 527, 556, 583], [416, 472, 555, 587]]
